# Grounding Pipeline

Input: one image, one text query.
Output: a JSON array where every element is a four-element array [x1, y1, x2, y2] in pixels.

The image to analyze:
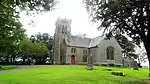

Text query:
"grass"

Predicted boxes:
[[0, 65, 149, 84], [0, 65, 16, 70]]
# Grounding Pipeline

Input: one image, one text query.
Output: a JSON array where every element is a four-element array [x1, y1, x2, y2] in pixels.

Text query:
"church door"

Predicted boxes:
[[71, 55, 75, 64]]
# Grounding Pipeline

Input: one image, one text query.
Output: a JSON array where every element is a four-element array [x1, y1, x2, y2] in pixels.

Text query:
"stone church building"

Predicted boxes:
[[53, 18, 123, 66]]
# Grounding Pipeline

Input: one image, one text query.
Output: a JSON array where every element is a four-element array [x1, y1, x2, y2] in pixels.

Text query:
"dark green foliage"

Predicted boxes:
[[20, 37, 49, 64], [0, 0, 56, 64], [111, 71, 126, 76], [114, 34, 137, 59], [9, 0, 57, 15], [106, 68, 112, 71], [133, 67, 139, 70], [30, 32, 54, 53], [20, 37, 49, 57], [0, 0, 26, 55]]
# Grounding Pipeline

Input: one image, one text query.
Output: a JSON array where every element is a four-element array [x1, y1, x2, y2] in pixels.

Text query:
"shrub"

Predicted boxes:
[[109, 64, 114, 66], [106, 68, 112, 71], [133, 67, 139, 70], [101, 64, 107, 66], [111, 71, 126, 76], [116, 65, 121, 67], [94, 64, 99, 66]]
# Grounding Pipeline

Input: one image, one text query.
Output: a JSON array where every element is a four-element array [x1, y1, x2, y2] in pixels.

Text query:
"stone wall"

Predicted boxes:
[[123, 57, 134, 67], [90, 37, 123, 66], [53, 18, 72, 64], [65, 46, 88, 64]]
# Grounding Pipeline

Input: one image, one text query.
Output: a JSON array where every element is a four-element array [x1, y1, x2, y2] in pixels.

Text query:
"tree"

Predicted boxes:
[[41, 33, 53, 51], [30, 35, 36, 43], [1, 0, 57, 15], [136, 46, 147, 66], [114, 34, 140, 67], [0, 0, 26, 64], [20, 37, 32, 56], [0, 0, 57, 52], [12, 0, 57, 11], [0, 0, 56, 65], [20, 37, 33, 64], [31, 41, 49, 64], [20, 37, 49, 64], [84, 0, 150, 75], [0, 0, 56, 63], [114, 34, 137, 59], [30, 33, 54, 63], [31, 32, 53, 52]]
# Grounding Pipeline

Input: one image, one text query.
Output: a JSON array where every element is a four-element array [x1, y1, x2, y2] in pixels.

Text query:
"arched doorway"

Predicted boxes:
[[71, 55, 75, 64]]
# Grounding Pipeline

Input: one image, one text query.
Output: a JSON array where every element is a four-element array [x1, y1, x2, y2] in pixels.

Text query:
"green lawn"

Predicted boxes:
[[0, 65, 149, 84], [0, 65, 16, 70]]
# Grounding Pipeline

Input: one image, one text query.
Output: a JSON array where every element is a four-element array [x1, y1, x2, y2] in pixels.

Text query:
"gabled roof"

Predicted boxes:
[[89, 36, 104, 47], [70, 35, 92, 47], [65, 35, 104, 48]]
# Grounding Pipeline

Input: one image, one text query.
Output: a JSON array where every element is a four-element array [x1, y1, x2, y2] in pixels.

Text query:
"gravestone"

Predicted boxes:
[[133, 61, 139, 70], [87, 54, 93, 70]]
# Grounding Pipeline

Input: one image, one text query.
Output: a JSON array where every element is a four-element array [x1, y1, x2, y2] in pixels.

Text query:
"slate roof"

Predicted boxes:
[[89, 36, 104, 47], [71, 36, 92, 47], [65, 35, 104, 48]]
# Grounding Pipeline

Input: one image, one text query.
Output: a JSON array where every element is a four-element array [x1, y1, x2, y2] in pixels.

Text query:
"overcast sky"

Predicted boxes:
[[19, 0, 101, 38]]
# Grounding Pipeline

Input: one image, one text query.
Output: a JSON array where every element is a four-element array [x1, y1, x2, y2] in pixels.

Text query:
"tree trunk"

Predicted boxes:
[[23, 57, 26, 64], [137, 56, 141, 67], [147, 51, 150, 77], [147, 48, 150, 77], [5, 56, 9, 64], [27, 57, 31, 65], [35, 57, 38, 64], [12, 56, 16, 64], [144, 42, 150, 76], [50, 54, 53, 64]]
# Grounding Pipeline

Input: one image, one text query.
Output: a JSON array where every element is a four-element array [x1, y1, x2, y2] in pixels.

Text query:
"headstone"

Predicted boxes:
[[87, 54, 93, 70], [133, 61, 139, 70]]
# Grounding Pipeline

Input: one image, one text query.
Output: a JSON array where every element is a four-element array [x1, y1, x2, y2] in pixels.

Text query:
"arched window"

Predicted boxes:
[[71, 48, 74, 53], [83, 55, 87, 62], [106, 46, 114, 60], [74, 48, 76, 53], [71, 48, 76, 53]]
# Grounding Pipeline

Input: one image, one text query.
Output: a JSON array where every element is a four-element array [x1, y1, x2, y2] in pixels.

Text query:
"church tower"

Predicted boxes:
[[53, 18, 72, 64]]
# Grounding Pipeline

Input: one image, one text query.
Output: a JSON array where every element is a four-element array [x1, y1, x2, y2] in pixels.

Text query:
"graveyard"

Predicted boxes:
[[0, 65, 149, 84], [0, 0, 150, 84]]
